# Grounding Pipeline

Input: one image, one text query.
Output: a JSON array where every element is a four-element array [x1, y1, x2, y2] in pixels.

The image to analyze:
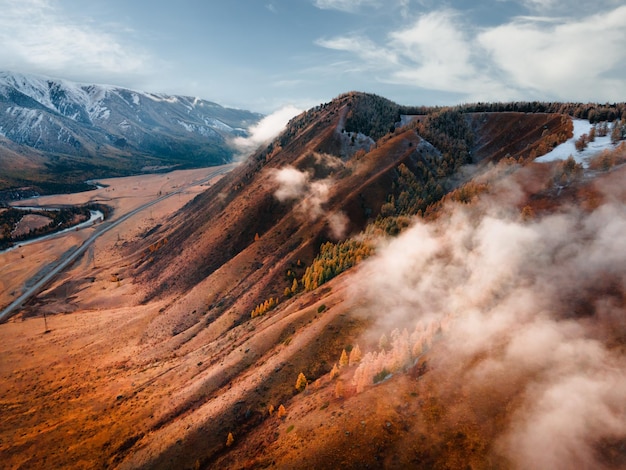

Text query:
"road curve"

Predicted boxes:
[[0, 164, 235, 323]]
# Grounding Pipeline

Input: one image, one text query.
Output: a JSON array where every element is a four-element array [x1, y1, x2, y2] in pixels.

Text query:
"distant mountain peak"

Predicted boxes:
[[0, 71, 262, 194]]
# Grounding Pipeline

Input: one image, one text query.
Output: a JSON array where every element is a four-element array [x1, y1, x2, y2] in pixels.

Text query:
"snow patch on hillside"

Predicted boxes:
[[536, 118, 615, 167], [142, 93, 178, 104], [204, 118, 233, 132]]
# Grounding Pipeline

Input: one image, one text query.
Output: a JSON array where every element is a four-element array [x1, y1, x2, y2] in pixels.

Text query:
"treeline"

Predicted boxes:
[[412, 109, 474, 172], [343, 93, 402, 141], [0, 181, 98, 201], [301, 239, 374, 292], [373, 110, 475, 234], [406, 101, 626, 124], [280, 92, 403, 148], [379, 163, 443, 219]]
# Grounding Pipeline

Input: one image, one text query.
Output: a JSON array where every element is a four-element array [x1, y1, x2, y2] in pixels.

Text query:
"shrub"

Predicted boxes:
[[373, 368, 391, 384]]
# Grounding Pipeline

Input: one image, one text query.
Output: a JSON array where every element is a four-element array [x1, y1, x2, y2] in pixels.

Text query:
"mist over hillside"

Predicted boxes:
[[1, 92, 626, 469]]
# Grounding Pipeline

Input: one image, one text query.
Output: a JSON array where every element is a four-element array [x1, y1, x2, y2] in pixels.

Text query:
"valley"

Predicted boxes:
[[0, 164, 234, 321]]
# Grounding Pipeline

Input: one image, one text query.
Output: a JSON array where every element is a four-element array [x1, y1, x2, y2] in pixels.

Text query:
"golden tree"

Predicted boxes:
[[295, 372, 308, 392], [335, 380, 344, 398], [226, 432, 234, 447], [349, 345, 362, 366], [339, 349, 349, 368]]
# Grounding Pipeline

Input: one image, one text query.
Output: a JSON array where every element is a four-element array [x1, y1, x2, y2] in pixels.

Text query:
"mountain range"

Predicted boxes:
[[1, 91, 626, 469], [0, 71, 261, 197]]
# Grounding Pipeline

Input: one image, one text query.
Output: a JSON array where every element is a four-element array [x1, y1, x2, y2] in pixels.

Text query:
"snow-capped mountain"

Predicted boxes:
[[0, 71, 262, 194]]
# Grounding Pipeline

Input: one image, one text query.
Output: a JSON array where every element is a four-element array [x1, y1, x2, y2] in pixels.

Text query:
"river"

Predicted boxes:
[[1, 210, 104, 254]]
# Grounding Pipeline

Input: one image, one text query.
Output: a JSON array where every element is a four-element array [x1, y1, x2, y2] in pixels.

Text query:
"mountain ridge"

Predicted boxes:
[[0, 71, 262, 196]]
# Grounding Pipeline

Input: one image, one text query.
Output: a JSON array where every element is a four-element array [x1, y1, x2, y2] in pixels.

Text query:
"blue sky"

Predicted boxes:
[[1, 0, 625, 113]]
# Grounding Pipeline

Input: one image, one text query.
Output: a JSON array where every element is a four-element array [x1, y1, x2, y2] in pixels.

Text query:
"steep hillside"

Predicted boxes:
[[0, 71, 261, 195], [1, 93, 625, 470], [467, 112, 573, 163]]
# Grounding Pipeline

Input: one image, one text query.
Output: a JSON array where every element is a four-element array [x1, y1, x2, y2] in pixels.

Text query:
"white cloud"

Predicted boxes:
[[231, 105, 302, 158], [313, 0, 380, 12], [315, 35, 396, 67], [478, 6, 626, 100], [387, 10, 495, 94], [0, 0, 152, 84], [315, 5, 626, 102]]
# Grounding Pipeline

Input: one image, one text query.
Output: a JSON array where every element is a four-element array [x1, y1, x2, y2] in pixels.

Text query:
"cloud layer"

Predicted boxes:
[[316, 5, 626, 102]]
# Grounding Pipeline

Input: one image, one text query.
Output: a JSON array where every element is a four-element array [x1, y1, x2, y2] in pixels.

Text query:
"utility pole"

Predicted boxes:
[[43, 311, 50, 333]]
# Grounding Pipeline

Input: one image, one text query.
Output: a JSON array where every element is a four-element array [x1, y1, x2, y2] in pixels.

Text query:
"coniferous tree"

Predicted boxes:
[[339, 349, 349, 368], [611, 121, 623, 144], [349, 345, 362, 366], [379, 333, 389, 351], [335, 380, 344, 398], [295, 372, 308, 392]]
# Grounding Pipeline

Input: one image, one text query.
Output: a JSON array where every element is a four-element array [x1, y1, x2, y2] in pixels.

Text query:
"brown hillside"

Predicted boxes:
[[468, 112, 572, 163], [2, 94, 620, 470]]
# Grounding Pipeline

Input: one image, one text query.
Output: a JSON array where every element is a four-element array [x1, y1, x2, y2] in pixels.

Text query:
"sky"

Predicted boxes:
[[1, 0, 625, 113]]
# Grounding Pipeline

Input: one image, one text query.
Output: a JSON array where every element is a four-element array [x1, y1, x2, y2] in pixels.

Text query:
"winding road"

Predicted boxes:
[[0, 164, 235, 323]]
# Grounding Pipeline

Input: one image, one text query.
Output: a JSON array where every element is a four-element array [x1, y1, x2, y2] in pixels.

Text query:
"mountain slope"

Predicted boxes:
[[2, 93, 625, 469], [0, 71, 261, 195]]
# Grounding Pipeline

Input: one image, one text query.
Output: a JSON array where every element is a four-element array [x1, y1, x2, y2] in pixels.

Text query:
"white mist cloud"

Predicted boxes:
[[271, 165, 349, 239], [0, 0, 152, 84], [327, 211, 349, 239], [232, 105, 302, 159], [273, 166, 310, 201], [271, 166, 330, 220], [350, 174, 626, 467]]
